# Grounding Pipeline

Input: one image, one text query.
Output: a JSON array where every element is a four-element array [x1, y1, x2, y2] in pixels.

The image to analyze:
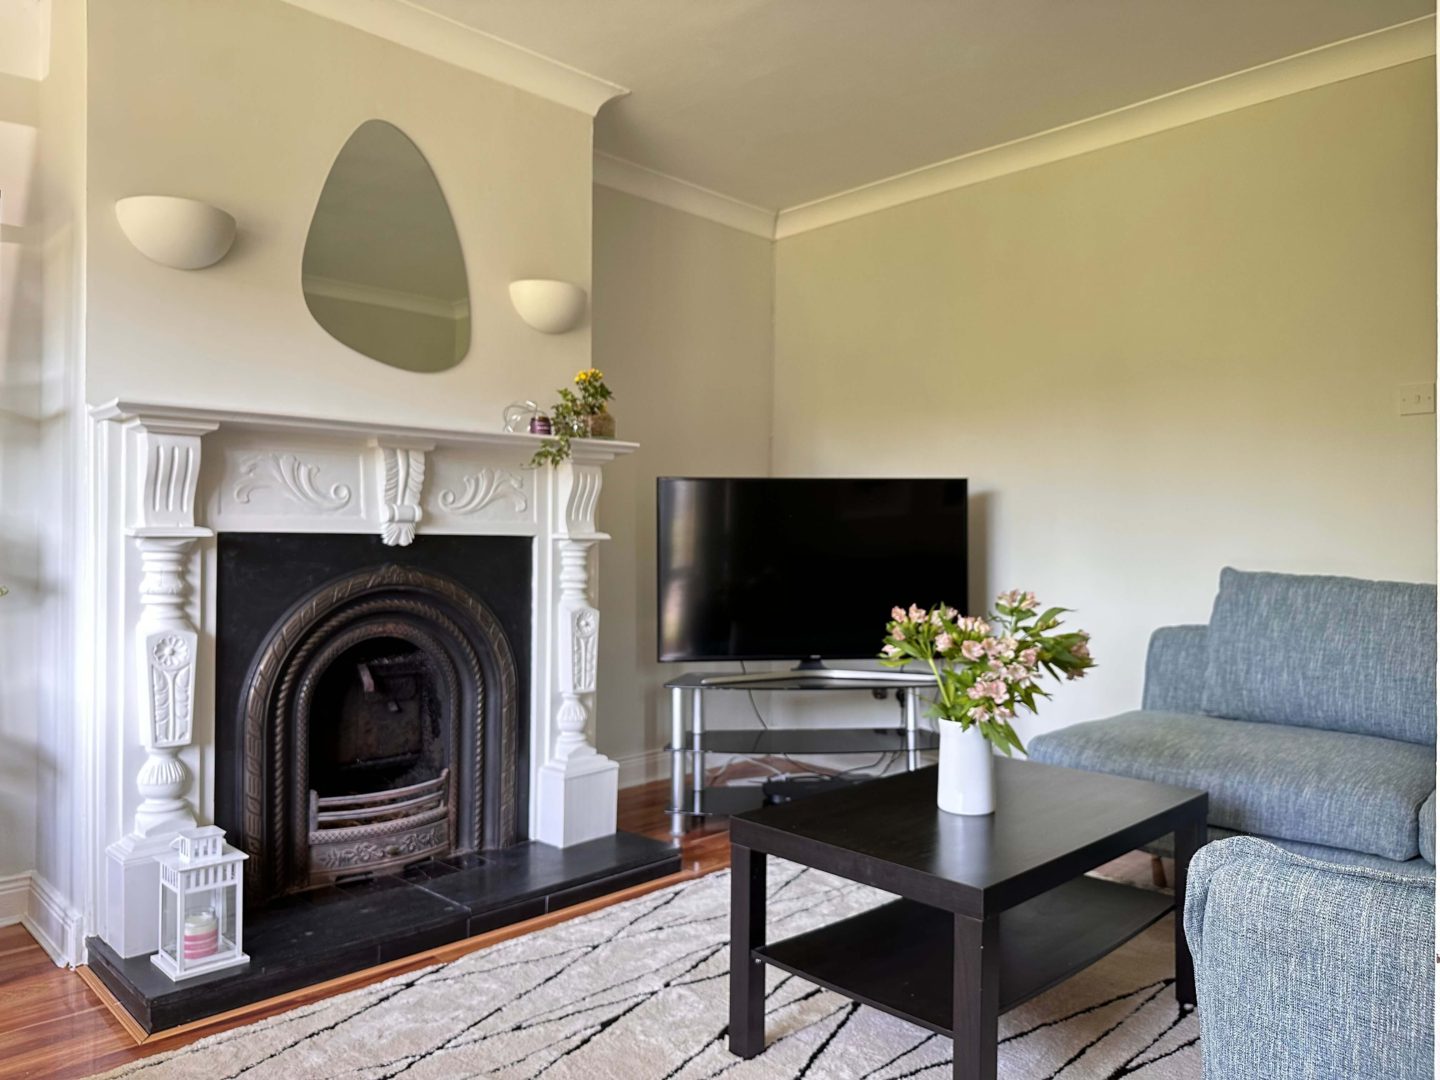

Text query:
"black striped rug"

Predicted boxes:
[[94, 861, 1198, 1079]]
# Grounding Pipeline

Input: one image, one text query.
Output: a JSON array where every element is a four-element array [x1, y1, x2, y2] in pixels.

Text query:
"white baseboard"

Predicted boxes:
[[616, 749, 670, 789], [0, 871, 84, 968], [0, 872, 29, 924]]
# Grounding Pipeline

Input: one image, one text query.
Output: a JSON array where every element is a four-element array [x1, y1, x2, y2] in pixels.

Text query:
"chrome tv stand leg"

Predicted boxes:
[[670, 686, 688, 838], [691, 689, 705, 823], [904, 688, 921, 771]]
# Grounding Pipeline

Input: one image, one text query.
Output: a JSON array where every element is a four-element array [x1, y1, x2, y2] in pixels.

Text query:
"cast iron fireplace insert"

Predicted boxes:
[[213, 533, 531, 905]]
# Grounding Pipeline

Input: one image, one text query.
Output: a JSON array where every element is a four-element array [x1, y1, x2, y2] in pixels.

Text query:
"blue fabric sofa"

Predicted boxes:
[[1029, 567, 1436, 1078]]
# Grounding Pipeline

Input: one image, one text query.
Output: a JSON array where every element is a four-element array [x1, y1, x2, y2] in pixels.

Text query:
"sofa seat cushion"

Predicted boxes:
[[1028, 710, 1435, 860]]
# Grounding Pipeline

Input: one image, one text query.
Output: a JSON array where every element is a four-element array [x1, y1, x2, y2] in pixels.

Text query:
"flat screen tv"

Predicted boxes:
[[657, 477, 968, 666]]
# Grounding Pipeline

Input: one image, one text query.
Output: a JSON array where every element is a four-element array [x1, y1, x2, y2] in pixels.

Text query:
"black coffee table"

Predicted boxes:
[[727, 757, 1207, 1080]]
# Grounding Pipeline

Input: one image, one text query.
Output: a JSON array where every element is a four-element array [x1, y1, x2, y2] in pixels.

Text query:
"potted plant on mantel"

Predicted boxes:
[[880, 591, 1094, 815], [531, 368, 615, 467]]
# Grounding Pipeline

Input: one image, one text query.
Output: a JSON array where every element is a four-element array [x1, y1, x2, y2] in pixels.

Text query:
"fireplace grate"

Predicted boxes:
[[307, 769, 450, 884]]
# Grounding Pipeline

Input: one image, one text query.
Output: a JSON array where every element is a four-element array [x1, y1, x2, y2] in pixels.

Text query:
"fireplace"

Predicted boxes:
[[82, 405, 685, 1032], [85, 404, 657, 978], [215, 536, 529, 906]]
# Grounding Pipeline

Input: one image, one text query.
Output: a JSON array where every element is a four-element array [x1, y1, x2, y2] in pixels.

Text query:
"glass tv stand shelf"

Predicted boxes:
[[663, 672, 939, 837]]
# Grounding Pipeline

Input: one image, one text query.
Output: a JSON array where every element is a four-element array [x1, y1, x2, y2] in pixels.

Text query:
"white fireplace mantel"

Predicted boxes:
[[84, 399, 636, 958]]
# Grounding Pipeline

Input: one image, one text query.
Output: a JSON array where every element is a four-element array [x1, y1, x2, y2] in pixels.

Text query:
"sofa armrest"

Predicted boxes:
[[1421, 791, 1435, 865], [1183, 836, 1435, 1080], [1141, 625, 1208, 712]]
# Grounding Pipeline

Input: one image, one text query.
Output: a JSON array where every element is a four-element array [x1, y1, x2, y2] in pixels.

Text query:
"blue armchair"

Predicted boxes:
[[1184, 836, 1434, 1079]]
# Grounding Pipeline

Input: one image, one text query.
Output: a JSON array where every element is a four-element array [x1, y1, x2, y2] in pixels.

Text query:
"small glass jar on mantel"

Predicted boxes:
[[151, 825, 250, 982]]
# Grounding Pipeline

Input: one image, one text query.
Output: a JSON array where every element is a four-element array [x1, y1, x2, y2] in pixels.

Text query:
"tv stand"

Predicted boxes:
[[664, 671, 938, 837], [698, 661, 932, 687]]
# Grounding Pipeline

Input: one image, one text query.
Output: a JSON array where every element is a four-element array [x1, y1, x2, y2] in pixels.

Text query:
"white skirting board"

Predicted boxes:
[[616, 749, 670, 789], [0, 871, 85, 968]]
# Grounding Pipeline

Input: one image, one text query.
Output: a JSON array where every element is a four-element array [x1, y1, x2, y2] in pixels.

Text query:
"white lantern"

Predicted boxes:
[[151, 825, 249, 981]]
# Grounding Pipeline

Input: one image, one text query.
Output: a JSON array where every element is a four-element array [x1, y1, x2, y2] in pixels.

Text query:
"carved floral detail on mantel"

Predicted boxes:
[[437, 469, 528, 515], [233, 453, 353, 511], [377, 445, 428, 546]]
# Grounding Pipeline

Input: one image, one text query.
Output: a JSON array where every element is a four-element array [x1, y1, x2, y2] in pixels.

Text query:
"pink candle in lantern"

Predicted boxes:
[[183, 910, 219, 960]]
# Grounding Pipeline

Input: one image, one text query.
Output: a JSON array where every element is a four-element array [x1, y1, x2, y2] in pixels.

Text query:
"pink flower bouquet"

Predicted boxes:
[[880, 590, 1094, 754]]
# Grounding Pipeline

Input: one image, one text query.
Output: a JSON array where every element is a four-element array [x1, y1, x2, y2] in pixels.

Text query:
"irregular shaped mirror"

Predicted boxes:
[[303, 121, 469, 373]]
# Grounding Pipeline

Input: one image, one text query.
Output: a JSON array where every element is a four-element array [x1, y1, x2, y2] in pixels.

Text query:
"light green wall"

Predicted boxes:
[[592, 187, 775, 773], [770, 59, 1437, 733]]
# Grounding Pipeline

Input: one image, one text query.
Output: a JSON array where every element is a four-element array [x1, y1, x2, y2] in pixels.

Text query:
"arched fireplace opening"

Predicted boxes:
[[237, 564, 519, 904]]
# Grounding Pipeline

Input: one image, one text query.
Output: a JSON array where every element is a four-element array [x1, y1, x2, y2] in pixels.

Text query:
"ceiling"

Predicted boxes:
[[410, 0, 1433, 212]]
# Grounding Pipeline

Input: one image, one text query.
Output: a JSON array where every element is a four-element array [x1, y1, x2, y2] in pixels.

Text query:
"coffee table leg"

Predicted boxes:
[[1172, 812, 1206, 1006], [952, 912, 999, 1080], [729, 843, 767, 1058]]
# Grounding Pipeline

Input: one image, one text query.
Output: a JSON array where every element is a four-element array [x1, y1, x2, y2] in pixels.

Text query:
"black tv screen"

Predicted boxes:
[[657, 477, 968, 663]]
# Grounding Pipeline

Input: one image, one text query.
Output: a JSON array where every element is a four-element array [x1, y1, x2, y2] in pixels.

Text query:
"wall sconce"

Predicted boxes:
[[508, 279, 587, 334], [115, 195, 237, 270]]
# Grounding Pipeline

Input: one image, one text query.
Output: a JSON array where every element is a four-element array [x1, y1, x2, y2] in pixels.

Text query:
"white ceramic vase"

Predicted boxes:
[[937, 721, 995, 815]]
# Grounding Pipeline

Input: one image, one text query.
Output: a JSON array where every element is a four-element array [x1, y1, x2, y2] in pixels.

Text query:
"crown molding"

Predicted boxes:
[[278, 0, 629, 117], [593, 153, 777, 239], [773, 15, 1436, 239]]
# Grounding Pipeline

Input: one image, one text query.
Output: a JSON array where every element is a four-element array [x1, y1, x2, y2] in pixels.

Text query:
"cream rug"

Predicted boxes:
[[94, 863, 1199, 1080]]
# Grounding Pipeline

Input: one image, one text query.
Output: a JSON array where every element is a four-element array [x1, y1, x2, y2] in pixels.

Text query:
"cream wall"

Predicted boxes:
[[32, 0, 85, 926], [0, 0, 85, 925], [83, 0, 593, 424], [771, 60, 1438, 737], [591, 187, 776, 777], [0, 21, 42, 880]]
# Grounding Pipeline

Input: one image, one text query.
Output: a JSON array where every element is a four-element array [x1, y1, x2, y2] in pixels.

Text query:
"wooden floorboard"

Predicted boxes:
[[0, 780, 728, 1080]]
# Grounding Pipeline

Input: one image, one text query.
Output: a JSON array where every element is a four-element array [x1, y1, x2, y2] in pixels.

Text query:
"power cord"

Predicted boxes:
[[833, 751, 898, 779], [739, 660, 769, 729], [734, 661, 904, 783], [733, 660, 787, 779]]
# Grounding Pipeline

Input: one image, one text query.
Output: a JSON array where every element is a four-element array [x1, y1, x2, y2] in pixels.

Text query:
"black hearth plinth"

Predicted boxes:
[[86, 832, 680, 1034]]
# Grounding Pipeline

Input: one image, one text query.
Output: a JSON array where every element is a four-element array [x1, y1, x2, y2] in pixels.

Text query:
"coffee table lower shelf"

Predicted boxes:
[[754, 875, 1172, 1036]]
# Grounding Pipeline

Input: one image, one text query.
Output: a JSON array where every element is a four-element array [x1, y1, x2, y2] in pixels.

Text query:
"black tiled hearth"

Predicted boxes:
[[86, 832, 680, 1033]]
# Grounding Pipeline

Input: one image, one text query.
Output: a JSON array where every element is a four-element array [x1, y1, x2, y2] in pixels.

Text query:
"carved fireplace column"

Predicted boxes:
[[535, 459, 620, 847], [105, 416, 217, 958]]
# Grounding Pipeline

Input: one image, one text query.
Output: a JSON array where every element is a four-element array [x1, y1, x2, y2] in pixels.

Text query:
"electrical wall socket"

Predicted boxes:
[[1395, 382, 1436, 416]]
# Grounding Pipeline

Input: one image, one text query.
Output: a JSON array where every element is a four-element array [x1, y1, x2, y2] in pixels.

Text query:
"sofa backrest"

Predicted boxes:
[[1142, 624, 1209, 712], [1200, 567, 1436, 746]]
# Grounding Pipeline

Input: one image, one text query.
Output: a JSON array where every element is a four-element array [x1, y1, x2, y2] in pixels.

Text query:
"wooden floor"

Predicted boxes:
[[0, 779, 729, 1080]]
